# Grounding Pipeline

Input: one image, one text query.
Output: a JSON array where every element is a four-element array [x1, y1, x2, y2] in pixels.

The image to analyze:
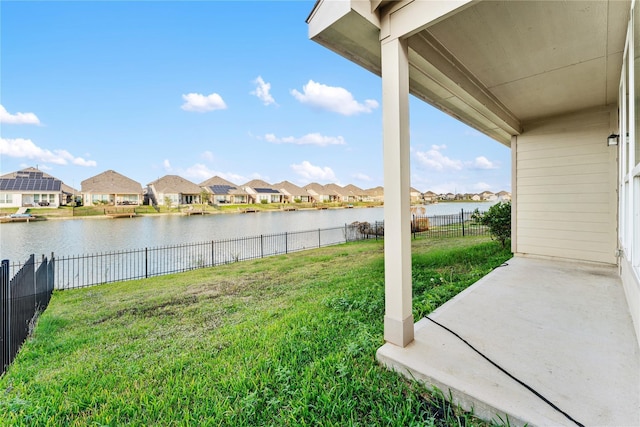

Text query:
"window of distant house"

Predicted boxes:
[[0, 194, 12, 204], [92, 194, 110, 203]]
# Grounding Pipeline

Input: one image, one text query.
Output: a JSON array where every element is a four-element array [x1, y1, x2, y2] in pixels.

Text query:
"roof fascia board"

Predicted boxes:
[[308, 0, 380, 39], [380, 0, 475, 41]]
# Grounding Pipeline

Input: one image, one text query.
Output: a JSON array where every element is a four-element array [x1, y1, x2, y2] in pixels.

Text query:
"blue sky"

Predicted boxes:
[[0, 1, 510, 194]]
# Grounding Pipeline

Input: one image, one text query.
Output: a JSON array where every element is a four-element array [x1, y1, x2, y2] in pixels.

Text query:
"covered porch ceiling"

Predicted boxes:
[[307, 0, 630, 146]]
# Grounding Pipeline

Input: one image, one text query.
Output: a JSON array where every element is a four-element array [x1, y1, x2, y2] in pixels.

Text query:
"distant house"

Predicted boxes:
[[273, 181, 311, 203], [0, 167, 66, 208], [342, 184, 367, 202], [200, 176, 248, 204], [364, 186, 384, 203], [242, 179, 283, 203], [303, 182, 339, 203], [471, 194, 482, 202], [324, 183, 348, 202], [409, 187, 422, 204], [423, 191, 438, 203], [481, 191, 497, 201], [496, 191, 512, 202], [147, 175, 202, 207], [81, 170, 143, 206]]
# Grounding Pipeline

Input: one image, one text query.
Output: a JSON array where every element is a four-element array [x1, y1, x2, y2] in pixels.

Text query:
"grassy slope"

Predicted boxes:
[[0, 236, 511, 426]]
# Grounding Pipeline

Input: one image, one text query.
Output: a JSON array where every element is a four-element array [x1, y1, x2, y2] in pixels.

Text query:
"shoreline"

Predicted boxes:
[[0, 203, 387, 223]]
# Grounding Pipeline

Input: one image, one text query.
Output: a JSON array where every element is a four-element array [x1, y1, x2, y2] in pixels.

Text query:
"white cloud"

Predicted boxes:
[[414, 145, 463, 171], [352, 172, 372, 181], [182, 163, 216, 181], [181, 92, 227, 112], [291, 160, 337, 182], [0, 138, 96, 167], [469, 156, 498, 169], [471, 181, 492, 192], [290, 80, 378, 116], [163, 159, 172, 171], [264, 132, 345, 147], [0, 105, 41, 125], [251, 76, 276, 106], [181, 163, 247, 184]]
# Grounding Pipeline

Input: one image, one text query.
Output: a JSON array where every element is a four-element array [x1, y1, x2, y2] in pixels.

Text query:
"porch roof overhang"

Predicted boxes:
[[307, 0, 629, 147]]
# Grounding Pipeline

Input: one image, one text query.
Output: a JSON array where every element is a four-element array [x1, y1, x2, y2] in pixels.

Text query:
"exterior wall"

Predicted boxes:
[[0, 192, 21, 208], [514, 108, 618, 264]]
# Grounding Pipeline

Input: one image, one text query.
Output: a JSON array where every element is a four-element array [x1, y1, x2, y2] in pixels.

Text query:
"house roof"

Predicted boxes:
[[199, 175, 239, 187], [307, 0, 629, 146], [81, 170, 143, 194], [323, 183, 345, 196], [303, 182, 325, 195], [273, 181, 309, 197], [240, 179, 279, 195], [342, 184, 366, 196], [0, 167, 62, 192], [148, 175, 202, 195], [242, 179, 272, 188], [365, 186, 384, 197]]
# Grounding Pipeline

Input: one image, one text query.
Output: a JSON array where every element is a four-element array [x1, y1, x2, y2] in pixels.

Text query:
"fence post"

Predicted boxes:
[[412, 214, 416, 239], [211, 241, 215, 267], [1, 259, 10, 374], [461, 208, 465, 237], [145, 247, 148, 279], [261, 235, 264, 258], [318, 229, 321, 248], [285, 232, 288, 254]]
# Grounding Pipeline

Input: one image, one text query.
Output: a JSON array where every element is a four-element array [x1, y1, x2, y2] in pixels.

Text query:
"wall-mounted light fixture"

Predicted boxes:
[[607, 134, 619, 146]]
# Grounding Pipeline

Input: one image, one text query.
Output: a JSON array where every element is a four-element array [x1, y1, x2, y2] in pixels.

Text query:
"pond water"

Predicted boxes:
[[0, 202, 494, 262]]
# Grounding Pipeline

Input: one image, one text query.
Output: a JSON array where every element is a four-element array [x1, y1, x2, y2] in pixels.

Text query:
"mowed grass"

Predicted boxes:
[[0, 236, 512, 426]]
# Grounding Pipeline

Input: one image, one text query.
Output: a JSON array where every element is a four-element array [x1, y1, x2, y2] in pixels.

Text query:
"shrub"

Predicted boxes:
[[472, 201, 511, 248]]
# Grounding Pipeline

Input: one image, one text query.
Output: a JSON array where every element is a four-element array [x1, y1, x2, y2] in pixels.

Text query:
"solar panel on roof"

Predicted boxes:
[[0, 177, 61, 192], [254, 188, 279, 194], [209, 185, 235, 194]]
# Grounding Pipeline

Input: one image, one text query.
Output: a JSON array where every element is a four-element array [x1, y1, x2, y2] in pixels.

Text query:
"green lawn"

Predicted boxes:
[[0, 236, 511, 426]]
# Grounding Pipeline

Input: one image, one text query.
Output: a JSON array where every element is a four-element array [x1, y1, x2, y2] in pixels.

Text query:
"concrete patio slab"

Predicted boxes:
[[377, 256, 640, 426]]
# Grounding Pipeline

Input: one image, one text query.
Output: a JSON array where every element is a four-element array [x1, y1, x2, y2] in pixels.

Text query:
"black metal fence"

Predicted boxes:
[[4, 210, 486, 291], [47, 224, 371, 290], [1, 254, 55, 374], [412, 209, 488, 238]]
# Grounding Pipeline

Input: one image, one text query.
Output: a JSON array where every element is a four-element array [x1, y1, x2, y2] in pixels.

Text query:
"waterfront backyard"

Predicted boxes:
[[0, 236, 511, 426]]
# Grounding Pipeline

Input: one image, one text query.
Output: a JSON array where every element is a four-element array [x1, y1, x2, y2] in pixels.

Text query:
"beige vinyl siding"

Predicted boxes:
[[515, 108, 617, 264]]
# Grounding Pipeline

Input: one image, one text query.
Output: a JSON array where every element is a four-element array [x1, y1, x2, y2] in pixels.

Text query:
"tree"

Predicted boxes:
[[473, 201, 511, 248]]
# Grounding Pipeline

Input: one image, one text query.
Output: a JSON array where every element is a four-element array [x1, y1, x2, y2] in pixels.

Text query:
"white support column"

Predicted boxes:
[[382, 36, 413, 347]]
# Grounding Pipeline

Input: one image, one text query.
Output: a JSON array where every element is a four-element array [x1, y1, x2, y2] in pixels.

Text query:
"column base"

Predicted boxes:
[[384, 314, 415, 347]]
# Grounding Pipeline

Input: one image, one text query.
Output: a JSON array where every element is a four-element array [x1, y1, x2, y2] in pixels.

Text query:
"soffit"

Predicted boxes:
[[419, 0, 629, 123], [307, 0, 629, 146]]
